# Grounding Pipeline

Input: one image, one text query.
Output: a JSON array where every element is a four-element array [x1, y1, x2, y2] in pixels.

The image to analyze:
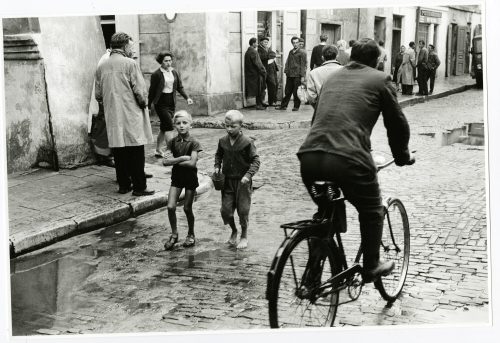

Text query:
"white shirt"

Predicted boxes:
[[160, 67, 174, 93]]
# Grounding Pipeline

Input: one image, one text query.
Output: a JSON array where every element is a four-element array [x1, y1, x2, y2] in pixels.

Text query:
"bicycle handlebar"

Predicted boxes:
[[376, 150, 416, 171]]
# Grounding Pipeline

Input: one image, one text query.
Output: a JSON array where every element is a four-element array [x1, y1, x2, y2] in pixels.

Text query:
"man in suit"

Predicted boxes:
[[416, 39, 429, 95], [310, 34, 328, 70], [276, 36, 307, 111], [244, 37, 267, 110], [298, 38, 415, 281]]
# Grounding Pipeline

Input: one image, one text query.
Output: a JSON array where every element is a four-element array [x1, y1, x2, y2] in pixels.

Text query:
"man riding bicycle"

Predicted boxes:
[[297, 38, 415, 282]]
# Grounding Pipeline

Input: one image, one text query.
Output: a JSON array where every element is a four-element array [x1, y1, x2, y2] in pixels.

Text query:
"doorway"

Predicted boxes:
[[391, 15, 403, 73], [100, 15, 116, 49], [374, 17, 386, 43], [320, 23, 341, 45]]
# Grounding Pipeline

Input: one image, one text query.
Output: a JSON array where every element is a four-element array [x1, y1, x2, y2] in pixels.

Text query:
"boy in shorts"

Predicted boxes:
[[163, 110, 202, 250], [214, 110, 260, 249]]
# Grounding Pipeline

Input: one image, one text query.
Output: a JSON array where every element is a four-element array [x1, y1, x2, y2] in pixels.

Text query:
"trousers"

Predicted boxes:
[[112, 145, 146, 192]]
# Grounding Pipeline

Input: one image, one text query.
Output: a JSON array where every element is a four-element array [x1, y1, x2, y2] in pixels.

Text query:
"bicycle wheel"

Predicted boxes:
[[268, 230, 342, 328], [375, 198, 410, 302]]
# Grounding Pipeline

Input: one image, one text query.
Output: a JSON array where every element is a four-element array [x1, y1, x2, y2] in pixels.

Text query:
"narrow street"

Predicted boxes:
[[9, 89, 488, 335]]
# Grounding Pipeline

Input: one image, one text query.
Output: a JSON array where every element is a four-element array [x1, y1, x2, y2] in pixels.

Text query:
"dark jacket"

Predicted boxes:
[[244, 46, 267, 97], [214, 133, 260, 180], [310, 44, 325, 70], [148, 68, 189, 108], [284, 48, 307, 78], [298, 62, 411, 168], [427, 51, 441, 71]]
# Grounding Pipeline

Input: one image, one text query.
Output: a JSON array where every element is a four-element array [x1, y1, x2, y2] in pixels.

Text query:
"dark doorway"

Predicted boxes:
[[100, 15, 116, 49], [321, 23, 341, 45], [391, 15, 403, 73]]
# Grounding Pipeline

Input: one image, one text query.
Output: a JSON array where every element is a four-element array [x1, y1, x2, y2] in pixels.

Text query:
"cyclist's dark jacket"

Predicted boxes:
[[297, 62, 410, 168]]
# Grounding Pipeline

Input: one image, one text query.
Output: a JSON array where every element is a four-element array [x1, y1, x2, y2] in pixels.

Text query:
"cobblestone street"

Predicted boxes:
[[9, 89, 488, 335]]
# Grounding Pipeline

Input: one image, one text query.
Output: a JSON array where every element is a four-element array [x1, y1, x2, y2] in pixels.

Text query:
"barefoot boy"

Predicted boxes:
[[214, 110, 260, 249], [163, 110, 202, 250]]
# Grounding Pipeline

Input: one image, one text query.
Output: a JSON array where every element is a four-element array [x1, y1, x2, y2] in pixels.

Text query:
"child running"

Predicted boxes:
[[214, 110, 260, 249], [163, 110, 202, 250]]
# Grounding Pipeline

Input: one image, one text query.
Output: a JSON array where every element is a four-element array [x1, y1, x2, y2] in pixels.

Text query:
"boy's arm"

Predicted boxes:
[[163, 156, 191, 166], [177, 150, 199, 168], [214, 140, 223, 172], [243, 141, 260, 180]]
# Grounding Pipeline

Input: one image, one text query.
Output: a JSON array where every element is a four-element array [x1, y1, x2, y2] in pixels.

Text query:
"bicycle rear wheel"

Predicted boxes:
[[268, 230, 341, 328], [375, 198, 410, 302]]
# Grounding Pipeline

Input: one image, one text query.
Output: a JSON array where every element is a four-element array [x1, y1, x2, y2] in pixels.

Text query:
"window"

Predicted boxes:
[[100, 15, 116, 49]]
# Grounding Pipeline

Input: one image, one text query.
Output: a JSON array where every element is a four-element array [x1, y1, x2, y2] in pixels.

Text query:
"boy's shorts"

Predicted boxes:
[[220, 178, 252, 227], [171, 166, 199, 190]]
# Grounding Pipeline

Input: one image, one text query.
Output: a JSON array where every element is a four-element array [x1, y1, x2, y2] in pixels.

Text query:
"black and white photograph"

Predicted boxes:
[[0, 0, 498, 342]]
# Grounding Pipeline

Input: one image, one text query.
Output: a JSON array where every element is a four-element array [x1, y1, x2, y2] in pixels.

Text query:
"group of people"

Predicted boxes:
[[92, 32, 260, 250], [393, 40, 441, 96], [92, 31, 416, 282]]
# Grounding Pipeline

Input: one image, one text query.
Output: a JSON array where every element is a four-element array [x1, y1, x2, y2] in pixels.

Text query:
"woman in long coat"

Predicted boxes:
[[399, 44, 416, 95]]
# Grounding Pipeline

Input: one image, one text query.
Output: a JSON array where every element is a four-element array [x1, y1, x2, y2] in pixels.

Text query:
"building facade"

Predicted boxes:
[[3, 6, 482, 173]]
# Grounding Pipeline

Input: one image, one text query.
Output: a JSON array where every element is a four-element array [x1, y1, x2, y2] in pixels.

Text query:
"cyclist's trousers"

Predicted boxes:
[[298, 151, 384, 269]]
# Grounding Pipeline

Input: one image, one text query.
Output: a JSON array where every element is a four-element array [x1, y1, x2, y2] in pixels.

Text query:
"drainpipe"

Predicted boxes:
[[356, 8, 360, 39]]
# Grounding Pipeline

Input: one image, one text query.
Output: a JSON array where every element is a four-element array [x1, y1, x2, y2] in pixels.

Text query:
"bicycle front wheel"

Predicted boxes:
[[375, 198, 410, 302], [268, 230, 341, 328]]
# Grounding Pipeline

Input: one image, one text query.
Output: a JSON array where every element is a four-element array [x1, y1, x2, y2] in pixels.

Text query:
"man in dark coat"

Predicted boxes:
[[297, 38, 415, 281], [427, 44, 441, 94], [416, 39, 429, 95], [310, 34, 328, 70], [244, 37, 267, 110], [258, 36, 278, 107]]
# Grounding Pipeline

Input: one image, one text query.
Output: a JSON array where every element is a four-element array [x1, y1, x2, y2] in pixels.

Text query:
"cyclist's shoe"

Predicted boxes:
[[363, 260, 395, 283]]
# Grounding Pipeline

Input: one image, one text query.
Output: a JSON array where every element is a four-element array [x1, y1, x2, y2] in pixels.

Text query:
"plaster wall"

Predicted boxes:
[[36, 16, 105, 168]]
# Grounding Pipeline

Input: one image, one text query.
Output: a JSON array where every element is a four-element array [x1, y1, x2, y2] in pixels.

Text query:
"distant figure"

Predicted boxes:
[[299, 37, 305, 50], [377, 40, 387, 71], [306, 45, 342, 107], [393, 45, 405, 91], [257, 36, 276, 107], [215, 110, 260, 249], [346, 39, 355, 55], [336, 39, 350, 66], [416, 40, 429, 95], [95, 32, 154, 196], [266, 49, 280, 107], [148, 51, 193, 158], [276, 36, 308, 111], [244, 37, 267, 110], [310, 34, 328, 70], [400, 42, 416, 95], [427, 44, 441, 94]]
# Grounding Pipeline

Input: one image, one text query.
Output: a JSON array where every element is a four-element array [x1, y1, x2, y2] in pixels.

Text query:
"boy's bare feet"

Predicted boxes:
[[237, 238, 248, 249], [226, 232, 238, 246]]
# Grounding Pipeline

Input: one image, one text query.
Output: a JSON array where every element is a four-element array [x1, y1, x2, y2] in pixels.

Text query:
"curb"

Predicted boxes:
[[10, 174, 213, 258], [192, 84, 476, 130]]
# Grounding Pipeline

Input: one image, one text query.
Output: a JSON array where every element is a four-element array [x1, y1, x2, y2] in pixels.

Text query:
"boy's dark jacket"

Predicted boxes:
[[214, 132, 260, 180]]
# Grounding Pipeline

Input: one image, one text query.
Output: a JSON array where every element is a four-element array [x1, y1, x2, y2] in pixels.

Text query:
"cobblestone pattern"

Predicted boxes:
[[10, 90, 488, 335]]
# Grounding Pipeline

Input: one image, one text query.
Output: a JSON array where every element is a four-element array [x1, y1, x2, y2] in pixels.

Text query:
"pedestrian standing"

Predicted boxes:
[[377, 40, 387, 72], [393, 45, 405, 92], [95, 32, 155, 196], [257, 36, 275, 107], [299, 37, 305, 50], [336, 40, 350, 66], [266, 49, 279, 107], [162, 111, 202, 250], [427, 44, 441, 94], [416, 40, 429, 95], [148, 51, 193, 158], [276, 36, 307, 111], [306, 45, 342, 107], [214, 110, 260, 249], [310, 34, 328, 70], [244, 37, 267, 110], [400, 42, 416, 95]]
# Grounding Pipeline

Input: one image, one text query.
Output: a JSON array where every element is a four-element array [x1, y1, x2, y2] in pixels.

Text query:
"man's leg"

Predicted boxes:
[[292, 77, 301, 109], [235, 180, 252, 249], [256, 76, 265, 109], [112, 147, 131, 191], [279, 76, 293, 109], [429, 70, 435, 93], [267, 77, 277, 106], [129, 145, 147, 192]]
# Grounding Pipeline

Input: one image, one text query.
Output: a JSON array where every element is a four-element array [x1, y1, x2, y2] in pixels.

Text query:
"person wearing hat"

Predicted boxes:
[[258, 36, 279, 107]]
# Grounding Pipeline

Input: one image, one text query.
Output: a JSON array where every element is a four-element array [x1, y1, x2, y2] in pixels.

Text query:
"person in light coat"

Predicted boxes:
[[306, 45, 342, 107], [95, 32, 154, 196], [398, 41, 416, 95]]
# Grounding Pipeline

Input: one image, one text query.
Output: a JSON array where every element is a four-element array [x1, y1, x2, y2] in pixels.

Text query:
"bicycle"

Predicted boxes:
[[266, 152, 412, 328]]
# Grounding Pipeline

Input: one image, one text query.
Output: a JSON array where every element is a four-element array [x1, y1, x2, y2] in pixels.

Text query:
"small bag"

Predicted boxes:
[[297, 85, 308, 103], [211, 172, 225, 191]]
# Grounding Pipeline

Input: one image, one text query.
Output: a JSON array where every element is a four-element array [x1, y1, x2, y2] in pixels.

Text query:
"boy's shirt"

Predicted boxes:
[[214, 132, 260, 180], [168, 133, 202, 170]]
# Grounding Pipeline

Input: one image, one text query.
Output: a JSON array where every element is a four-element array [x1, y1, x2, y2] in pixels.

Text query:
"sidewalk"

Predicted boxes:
[[7, 75, 476, 257], [192, 75, 476, 129]]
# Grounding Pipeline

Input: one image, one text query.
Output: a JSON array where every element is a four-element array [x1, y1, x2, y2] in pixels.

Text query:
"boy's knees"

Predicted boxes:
[[220, 208, 233, 222], [167, 205, 177, 213], [183, 204, 193, 214]]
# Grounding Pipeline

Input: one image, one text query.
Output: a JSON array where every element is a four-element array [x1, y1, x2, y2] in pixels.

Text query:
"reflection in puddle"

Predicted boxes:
[[10, 246, 98, 335]]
